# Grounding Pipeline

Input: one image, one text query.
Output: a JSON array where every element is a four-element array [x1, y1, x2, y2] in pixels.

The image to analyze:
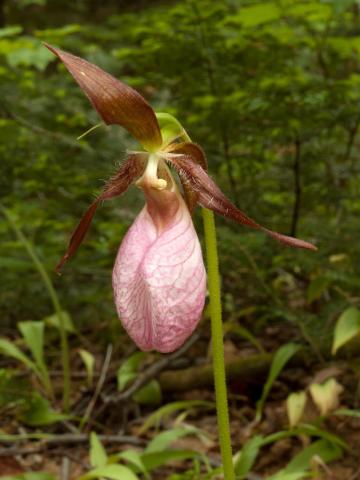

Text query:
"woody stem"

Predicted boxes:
[[202, 207, 235, 479]]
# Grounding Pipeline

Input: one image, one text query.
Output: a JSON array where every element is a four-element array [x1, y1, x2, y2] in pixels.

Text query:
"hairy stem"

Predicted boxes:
[[202, 208, 235, 480], [0, 205, 71, 411]]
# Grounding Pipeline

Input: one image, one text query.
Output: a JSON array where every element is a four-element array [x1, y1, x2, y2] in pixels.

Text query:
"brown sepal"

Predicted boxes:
[[165, 151, 317, 251], [45, 44, 162, 152], [56, 153, 146, 273]]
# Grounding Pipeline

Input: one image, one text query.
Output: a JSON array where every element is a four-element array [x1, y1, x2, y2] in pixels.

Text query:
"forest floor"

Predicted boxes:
[[0, 323, 359, 479]]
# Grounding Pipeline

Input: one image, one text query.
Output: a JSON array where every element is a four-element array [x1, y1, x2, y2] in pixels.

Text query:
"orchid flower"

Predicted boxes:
[[46, 44, 316, 353]]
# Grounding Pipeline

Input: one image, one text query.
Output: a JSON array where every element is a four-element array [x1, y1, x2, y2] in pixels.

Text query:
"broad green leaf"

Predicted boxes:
[[90, 432, 108, 468], [0, 369, 32, 407], [6, 43, 53, 70], [18, 321, 44, 367], [112, 450, 147, 474], [286, 391, 307, 428], [141, 449, 199, 472], [234, 435, 264, 478], [79, 464, 139, 480], [0, 338, 38, 374], [256, 343, 301, 420], [78, 349, 95, 386], [0, 26, 23, 38], [332, 307, 360, 355], [285, 439, 342, 473], [239, 3, 281, 28], [133, 379, 162, 405], [117, 352, 145, 392], [139, 400, 213, 434], [21, 393, 69, 426], [145, 427, 198, 454]]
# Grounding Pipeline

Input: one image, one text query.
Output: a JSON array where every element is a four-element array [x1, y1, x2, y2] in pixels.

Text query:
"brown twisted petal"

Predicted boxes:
[[44, 44, 163, 152], [164, 149, 317, 251], [163, 142, 208, 213], [56, 153, 146, 273]]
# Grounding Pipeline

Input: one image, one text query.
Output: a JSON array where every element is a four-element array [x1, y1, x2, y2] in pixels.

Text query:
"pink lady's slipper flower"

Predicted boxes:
[[46, 44, 316, 353]]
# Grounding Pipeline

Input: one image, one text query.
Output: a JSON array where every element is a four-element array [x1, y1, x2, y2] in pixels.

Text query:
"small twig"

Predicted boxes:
[[61, 457, 71, 480], [0, 433, 145, 448], [104, 333, 199, 405], [81, 344, 113, 428]]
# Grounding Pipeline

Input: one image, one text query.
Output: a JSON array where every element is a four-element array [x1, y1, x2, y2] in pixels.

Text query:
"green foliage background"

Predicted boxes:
[[1, 0, 359, 351]]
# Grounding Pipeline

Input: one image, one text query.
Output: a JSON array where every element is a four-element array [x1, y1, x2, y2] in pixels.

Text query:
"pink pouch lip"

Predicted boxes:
[[112, 190, 206, 353]]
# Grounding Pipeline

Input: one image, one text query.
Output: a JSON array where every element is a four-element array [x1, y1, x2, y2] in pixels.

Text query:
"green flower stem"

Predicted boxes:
[[0, 205, 71, 411], [202, 207, 235, 480]]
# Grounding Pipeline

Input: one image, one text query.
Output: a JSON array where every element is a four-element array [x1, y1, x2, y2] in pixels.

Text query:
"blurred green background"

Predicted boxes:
[[1, 0, 359, 353]]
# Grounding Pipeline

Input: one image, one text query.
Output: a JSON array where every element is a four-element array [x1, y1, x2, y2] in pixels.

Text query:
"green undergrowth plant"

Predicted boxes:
[[232, 338, 360, 480], [0, 318, 72, 426], [77, 429, 211, 480], [0, 205, 71, 411]]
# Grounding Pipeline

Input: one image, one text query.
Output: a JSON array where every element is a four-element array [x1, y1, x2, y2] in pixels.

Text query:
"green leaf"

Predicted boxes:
[[239, 3, 281, 28], [234, 435, 264, 478], [43, 311, 75, 333], [0, 338, 38, 375], [0, 369, 32, 408], [307, 276, 330, 303], [6, 43, 53, 71], [35, 24, 82, 39], [139, 400, 213, 434], [133, 379, 162, 405], [18, 321, 44, 368], [112, 450, 147, 474], [21, 393, 69, 426], [79, 464, 139, 480], [0, 474, 56, 480], [78, 349, 95, 386], [117, 352, 145, 392], [145, 427, 198, 454], [17, 321, 52, 395], [332, 307, 360, 355], [267, 472, 309, 480], [334, 408, 360, 418], [0, 26, 23, 39], [226, 323, 265, 353], [90, 432, 108, 468], [141, 449, 199, 472], [285, 439, 342, 473], [256, 343, 301, 420], [295, 424, 347, 449]]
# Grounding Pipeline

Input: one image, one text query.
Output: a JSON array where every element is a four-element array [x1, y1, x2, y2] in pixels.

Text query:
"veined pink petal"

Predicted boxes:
[[112, 190, 206, 353]]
